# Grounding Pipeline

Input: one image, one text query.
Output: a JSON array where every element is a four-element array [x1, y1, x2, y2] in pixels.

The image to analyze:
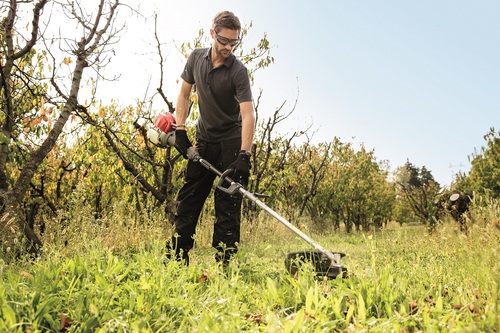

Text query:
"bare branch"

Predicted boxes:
[[153, 13, 174, 112], [12, 0, 49, 60]]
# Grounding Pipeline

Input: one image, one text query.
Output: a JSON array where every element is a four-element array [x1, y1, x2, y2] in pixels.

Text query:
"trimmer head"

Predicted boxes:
[[285, 250, 348, 279]]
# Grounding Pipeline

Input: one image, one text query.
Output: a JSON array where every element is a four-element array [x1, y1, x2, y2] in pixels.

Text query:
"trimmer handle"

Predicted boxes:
[[161, 131, 199, 161], [216, 168, 242, 195], [186, 147, 199, 161]]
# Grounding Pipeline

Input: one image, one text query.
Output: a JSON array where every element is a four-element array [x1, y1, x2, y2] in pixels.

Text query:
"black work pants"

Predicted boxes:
[[167, 138, 244, 264]]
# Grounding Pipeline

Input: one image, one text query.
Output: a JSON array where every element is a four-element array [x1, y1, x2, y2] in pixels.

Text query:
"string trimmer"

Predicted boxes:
[[148, 113, 348, 279]]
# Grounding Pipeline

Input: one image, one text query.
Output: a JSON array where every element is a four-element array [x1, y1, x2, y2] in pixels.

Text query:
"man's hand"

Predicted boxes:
[[228, 151, 251, 184], [174, 130, 193, 159]]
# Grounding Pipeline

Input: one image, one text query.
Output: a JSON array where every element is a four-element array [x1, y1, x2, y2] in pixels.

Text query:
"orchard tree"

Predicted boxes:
[[395, 160, 440, 229], [0, 0, 121, 257], [280, 137, 395, 232], [83, 102, 184, 219], [296, 141, 332, 217], [347, 150, 394, 230], [456, 127, 499, 197], [392, 191, 417, 225], [320, 138, 355, 230], [272, 138, 329, 223], [324, 141, 394, 232]]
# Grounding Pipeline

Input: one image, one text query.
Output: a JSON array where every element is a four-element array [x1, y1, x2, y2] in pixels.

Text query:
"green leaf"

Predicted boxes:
[[436, 296, 443, 311], [0, 132, 10, 145], [358, 292, 367, 321], [1, 304, 16, 325], [305, 287, 314, 313]]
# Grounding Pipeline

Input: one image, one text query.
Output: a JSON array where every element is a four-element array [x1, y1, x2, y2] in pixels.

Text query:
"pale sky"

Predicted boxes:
[[97, 0, 500, 186]]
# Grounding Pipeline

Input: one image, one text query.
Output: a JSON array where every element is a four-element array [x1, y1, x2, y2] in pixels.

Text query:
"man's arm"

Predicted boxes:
[[175, 80, 193, 127], [239, 101, 255, 151]]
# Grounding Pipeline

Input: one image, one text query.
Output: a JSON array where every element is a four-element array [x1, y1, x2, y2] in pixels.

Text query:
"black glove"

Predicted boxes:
[[228, 151, 251, 184], [174, 129, 193, 158]]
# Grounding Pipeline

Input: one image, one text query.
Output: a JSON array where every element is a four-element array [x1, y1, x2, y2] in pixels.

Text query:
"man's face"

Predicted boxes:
[[211, 28, 240, 59]]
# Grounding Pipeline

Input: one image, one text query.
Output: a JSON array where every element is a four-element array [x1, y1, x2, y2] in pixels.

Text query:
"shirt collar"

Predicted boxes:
[[205, 47, 235, 68]]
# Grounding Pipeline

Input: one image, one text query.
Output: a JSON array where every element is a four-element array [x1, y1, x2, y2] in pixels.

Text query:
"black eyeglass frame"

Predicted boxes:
[[215, 32, 241, 47]]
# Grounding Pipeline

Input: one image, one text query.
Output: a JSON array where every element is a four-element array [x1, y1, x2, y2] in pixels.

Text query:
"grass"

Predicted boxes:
[[0, 202, 499, 332]]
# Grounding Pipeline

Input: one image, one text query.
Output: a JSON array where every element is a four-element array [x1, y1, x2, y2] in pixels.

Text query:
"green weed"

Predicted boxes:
[[0, 200, 498, 332]]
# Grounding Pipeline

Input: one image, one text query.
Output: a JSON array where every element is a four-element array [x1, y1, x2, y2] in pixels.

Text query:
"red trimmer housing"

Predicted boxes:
[[147, 113, 178, 146], [155, 112, 177, 133]]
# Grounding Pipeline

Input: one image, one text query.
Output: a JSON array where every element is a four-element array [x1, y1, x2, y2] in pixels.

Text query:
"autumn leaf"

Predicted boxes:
[[409, 300, 418, 315], [285, 311, 316, 322], [62, 57, 72, 65], [20, 271, 33, 278], [244, 313, 266, 325], [30, 117, 42, 127], [98, 105, 106, 118], [60, 313, 71, 332], [40, 97, 45, 114]]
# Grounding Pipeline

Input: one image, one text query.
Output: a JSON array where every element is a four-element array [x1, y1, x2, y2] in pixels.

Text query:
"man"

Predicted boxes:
[[167, 11, 255, 266]]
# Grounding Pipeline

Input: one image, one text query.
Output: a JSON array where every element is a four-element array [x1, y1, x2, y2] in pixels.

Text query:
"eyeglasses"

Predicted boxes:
[[215, 32, 241, 47]]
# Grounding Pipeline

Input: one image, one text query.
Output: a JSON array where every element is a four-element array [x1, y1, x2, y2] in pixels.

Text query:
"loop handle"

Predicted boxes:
[[216, 169, 241, 195]]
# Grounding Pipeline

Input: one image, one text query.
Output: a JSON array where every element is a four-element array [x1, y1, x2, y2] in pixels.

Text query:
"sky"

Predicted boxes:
[[96, 0, 499, 186]]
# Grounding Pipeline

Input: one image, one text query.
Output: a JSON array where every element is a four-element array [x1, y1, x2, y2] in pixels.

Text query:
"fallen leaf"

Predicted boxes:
[[244, 313, 266, 325], [409, 300, 418, 315], [60, 312, 71, 332], [21, 271, 33, 278]]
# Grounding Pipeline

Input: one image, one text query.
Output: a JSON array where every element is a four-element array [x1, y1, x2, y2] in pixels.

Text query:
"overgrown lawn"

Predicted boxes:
[[1, 207, 499, 332]]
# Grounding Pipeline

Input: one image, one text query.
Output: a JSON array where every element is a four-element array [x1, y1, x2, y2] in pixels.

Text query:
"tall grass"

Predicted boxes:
[[0, 197, 498, 332]]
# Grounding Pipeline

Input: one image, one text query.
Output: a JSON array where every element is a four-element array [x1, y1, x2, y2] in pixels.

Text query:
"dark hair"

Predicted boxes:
[[212, 11, 241, 33]]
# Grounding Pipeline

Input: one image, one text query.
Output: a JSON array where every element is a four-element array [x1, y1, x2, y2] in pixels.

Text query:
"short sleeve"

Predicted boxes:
[[180, 53, 196, 85], [233, 67, 252, 103]]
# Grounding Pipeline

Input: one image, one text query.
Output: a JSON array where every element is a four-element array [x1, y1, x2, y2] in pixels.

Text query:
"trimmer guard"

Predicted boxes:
[[285, 250, 348, 279]]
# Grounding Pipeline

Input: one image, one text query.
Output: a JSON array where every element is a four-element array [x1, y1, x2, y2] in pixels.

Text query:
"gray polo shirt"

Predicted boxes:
[[180, 47, 253, 142]]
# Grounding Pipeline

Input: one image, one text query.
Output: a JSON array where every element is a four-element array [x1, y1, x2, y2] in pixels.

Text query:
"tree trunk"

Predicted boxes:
[[0, 58, 87, 257]]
